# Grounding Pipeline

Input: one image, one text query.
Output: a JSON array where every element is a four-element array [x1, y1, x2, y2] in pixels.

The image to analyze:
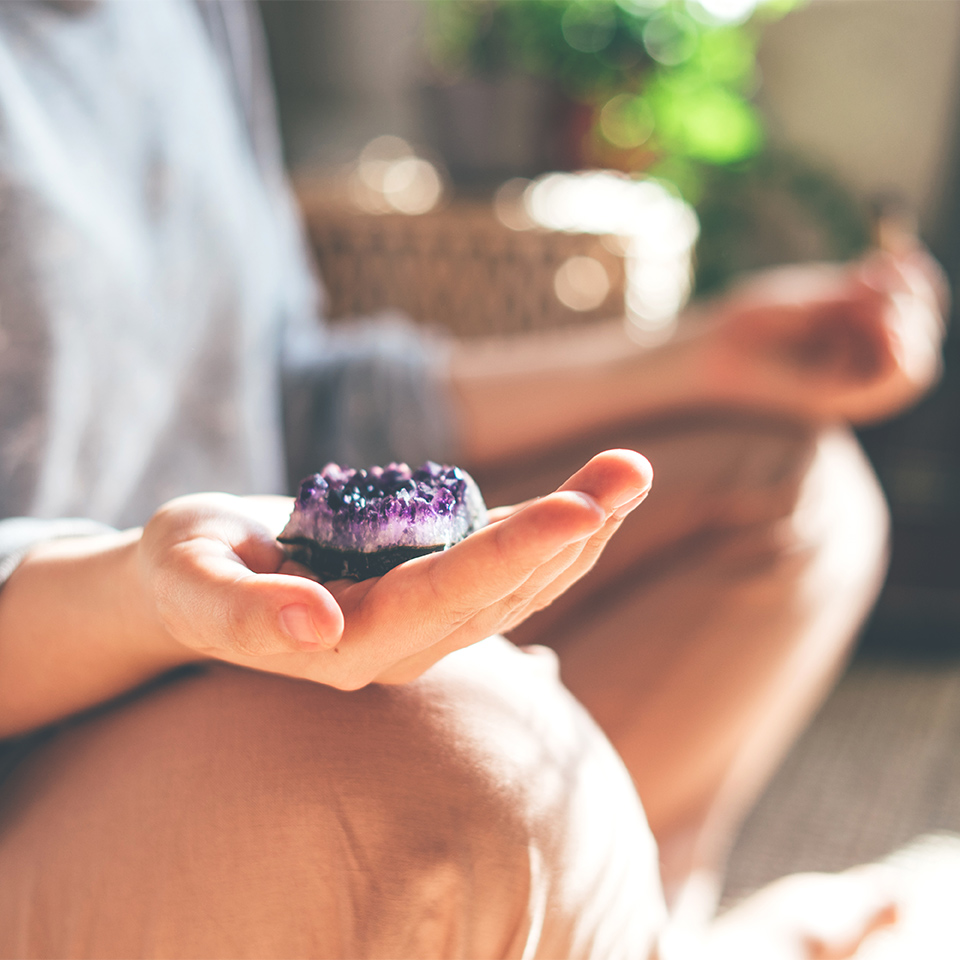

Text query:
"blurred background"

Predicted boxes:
[[259, 0, 960, 902]]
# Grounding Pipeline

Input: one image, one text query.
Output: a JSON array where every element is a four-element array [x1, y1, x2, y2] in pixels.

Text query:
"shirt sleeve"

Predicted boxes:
[[0, 517, 117, 591], [280, 311, 460, 488]]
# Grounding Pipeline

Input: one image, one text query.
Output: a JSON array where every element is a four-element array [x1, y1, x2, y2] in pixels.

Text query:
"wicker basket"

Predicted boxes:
[[296, 183, 626, 339]]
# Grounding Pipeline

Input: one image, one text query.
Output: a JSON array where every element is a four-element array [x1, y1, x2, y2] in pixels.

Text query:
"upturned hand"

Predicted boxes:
[[702, 247, 946, 424], [137, 449, 653, 689]]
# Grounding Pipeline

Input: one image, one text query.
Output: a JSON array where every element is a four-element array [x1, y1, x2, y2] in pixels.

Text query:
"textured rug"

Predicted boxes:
[[723, 655, 960, 905]]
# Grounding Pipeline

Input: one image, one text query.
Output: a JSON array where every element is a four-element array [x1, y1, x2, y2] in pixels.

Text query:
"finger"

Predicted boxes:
[[378, 477, 654, 682], [842, 264, 942, 384], [157, 538, 345, 657], [857, 250, 950, 337], [149, 493, 294, 575], [486, 500, 534, 524], [376, 512, 630, 684], [490, 450, 652, 522], [492, 453, 654, 628], [382, 451, 651, 652], [440, 451, 652, 634], [883, 290, 943, 388], [338, 489, 607, 662], [494, 487, 652, 637], [557, 448, 653, 514], [858, 248, 943, 303], [903, 248, 951, 315], [325, 504, 605, 684], [857, 250, 916, 297], [502, 478, 651, 612], [437, 488, 608, 603]]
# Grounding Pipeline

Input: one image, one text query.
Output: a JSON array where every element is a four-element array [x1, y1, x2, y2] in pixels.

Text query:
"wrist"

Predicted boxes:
[[24, 528, 199, 666], [0, 529, 199, 737]]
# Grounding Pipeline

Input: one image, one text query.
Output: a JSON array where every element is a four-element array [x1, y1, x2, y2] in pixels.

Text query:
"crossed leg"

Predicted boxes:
[[0, 639, 665, 959], [0, 414, 890, 958], [477, 414, 889, 916]]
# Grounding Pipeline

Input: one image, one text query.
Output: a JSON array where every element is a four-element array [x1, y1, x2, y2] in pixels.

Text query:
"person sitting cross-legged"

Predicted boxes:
[[0, 2, 948, 958]]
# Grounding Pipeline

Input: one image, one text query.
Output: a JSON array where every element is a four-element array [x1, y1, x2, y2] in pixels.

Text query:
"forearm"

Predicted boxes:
[[452, 247, 946, 467], [0, 530, 194, 738], [451, 318, 714, 467]]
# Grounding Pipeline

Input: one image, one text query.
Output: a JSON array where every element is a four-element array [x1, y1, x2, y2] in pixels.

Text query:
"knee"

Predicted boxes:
[[699, 422, 890, 618], [665, 417, 885, 539], [784, 426, 889, 594], [665, 418, 888, 586], [208, 639, 666, 956], [1, 639, 664, 958]]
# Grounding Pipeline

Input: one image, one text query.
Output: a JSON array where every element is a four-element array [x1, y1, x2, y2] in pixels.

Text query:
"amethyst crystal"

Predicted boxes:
[[279, 461, 488, 580]]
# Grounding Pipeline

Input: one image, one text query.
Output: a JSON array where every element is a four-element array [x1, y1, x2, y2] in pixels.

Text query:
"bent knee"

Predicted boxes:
[[704, 425, 890, 606], [785, 427, 889, 585], [0, 639, 663, 958], [660, 418, 887, 566]]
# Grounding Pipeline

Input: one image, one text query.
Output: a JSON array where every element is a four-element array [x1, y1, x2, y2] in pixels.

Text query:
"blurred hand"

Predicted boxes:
[[701, 247, 947, 424], [137, 449, 652, 690]]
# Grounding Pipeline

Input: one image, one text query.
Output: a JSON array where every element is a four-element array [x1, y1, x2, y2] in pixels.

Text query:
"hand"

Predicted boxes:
[[138, 449, 653, 690], [701, 247, 947, 424]]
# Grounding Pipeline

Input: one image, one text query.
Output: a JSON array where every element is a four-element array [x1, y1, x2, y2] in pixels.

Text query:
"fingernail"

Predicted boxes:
[[611, 481, 650, 510], [279, 604, 323, 649], [613, 489, 650, 519]]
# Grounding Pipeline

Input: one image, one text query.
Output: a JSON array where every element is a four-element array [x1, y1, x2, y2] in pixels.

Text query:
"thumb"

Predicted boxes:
[[157, 546, 345, 657]]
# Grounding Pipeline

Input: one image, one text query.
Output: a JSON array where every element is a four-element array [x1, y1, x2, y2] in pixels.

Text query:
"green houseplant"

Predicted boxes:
[[424, 0, 870, 293]]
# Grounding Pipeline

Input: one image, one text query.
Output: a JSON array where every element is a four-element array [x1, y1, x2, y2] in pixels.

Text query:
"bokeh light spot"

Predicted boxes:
[[677, 87, 762, 162], [561, 2, 617, 53], [600, 93, 655, 149], [521, 170, 698, 327], [643, 9, 699, 65], [697, 27, 755, 85], [382, 157, 443, 214], [351, 136, 445, 215], [494, 178, 536, 231], [554, 256, 611, 312], [692, 0, 760, 26]]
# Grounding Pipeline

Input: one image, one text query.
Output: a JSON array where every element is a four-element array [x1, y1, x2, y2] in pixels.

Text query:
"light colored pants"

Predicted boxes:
[[0, 417, 889, 959]]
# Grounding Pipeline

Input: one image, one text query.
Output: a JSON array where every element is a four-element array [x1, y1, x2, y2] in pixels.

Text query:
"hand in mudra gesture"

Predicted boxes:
[[703, 247, 946, 424]]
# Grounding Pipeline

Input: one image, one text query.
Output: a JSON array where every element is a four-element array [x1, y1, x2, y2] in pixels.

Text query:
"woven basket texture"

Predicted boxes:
[[296, 188, 626, 338]]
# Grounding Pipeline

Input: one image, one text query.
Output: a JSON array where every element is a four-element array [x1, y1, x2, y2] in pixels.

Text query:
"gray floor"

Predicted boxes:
[[723, 655, 960, 905]]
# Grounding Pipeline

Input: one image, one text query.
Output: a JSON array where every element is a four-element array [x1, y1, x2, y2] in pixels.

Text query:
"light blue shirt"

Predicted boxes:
[[0, 0, 454, 566], [0, 0, 456, 774]]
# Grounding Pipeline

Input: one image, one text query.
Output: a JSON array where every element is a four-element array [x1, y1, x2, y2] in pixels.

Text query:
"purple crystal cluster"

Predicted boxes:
[[279, 461, 487, 580]]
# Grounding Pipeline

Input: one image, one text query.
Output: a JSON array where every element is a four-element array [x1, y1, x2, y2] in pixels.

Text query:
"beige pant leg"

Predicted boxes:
[[484, 416, 889, 895], [0, 638, 665, 960]]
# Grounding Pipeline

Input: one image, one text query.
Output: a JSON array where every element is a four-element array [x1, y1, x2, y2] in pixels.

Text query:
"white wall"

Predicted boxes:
[[758, 0, 960, 233]]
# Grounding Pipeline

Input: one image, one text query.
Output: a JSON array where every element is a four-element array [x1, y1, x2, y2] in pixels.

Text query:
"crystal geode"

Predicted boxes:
[[279, 461, 488, 581]]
